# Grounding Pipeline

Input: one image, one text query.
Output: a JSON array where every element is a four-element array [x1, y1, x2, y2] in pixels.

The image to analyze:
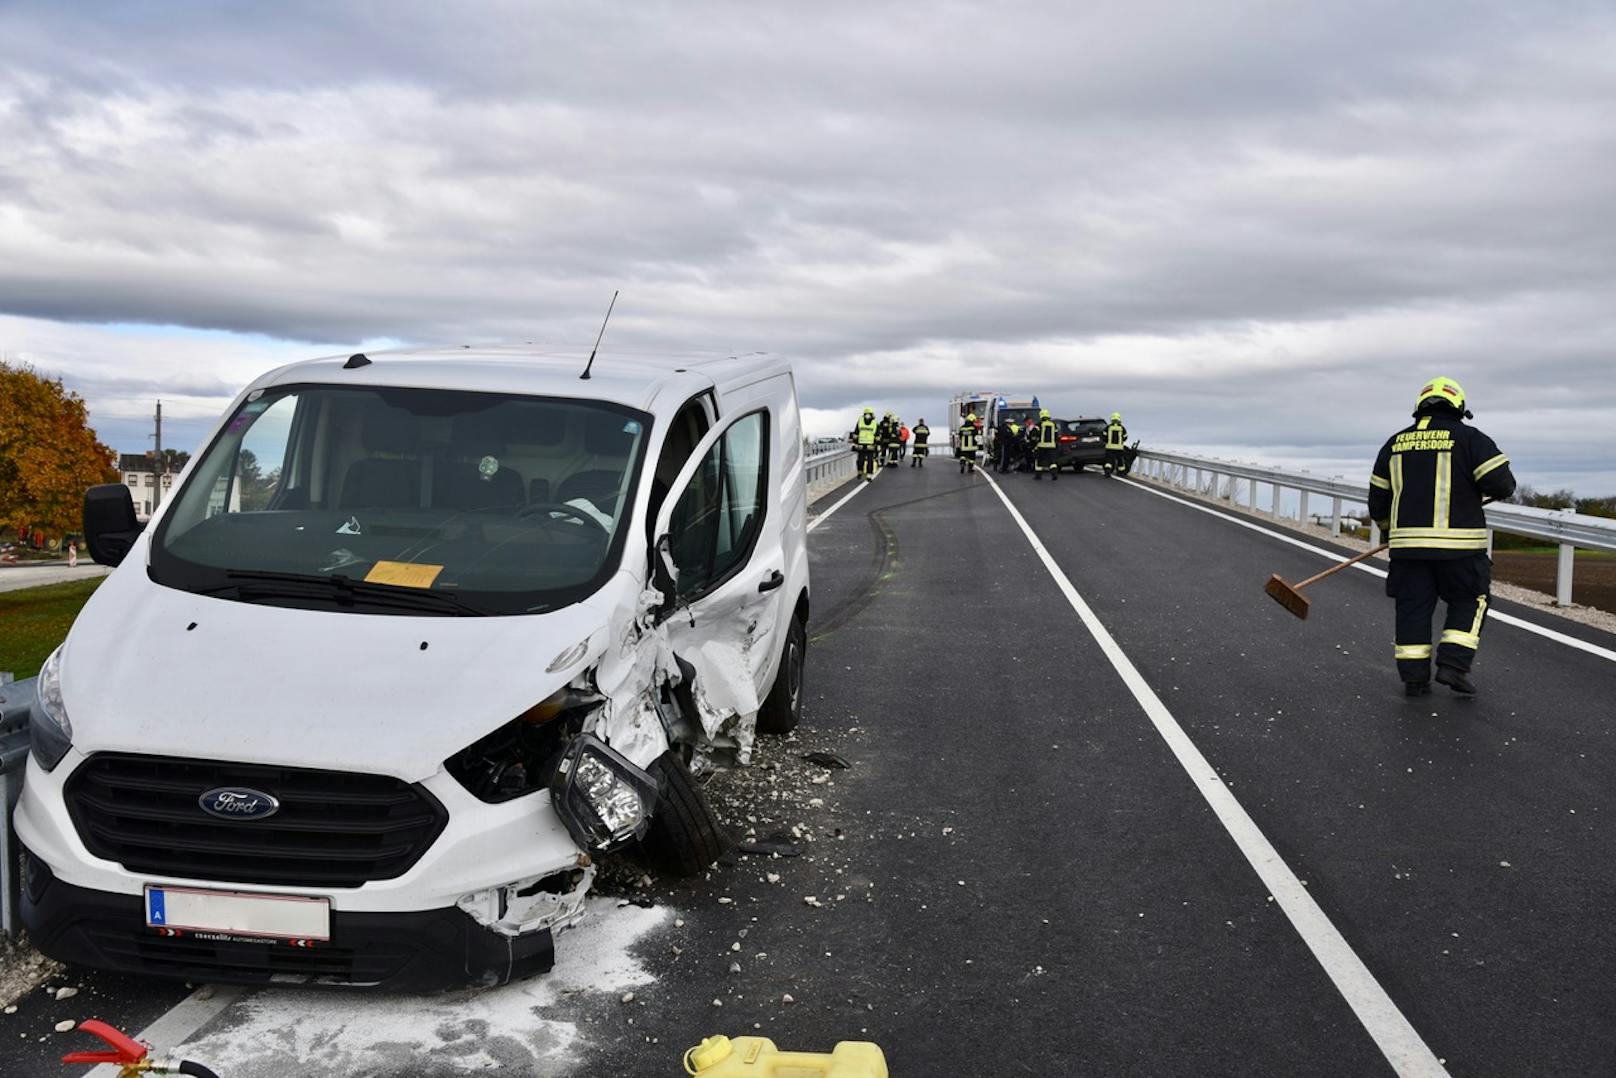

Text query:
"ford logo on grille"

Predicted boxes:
[[198, 787, 280, 821]]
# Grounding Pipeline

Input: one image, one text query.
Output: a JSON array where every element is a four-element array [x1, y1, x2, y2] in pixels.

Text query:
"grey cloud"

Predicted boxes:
[[1, 1, 1613, 489]]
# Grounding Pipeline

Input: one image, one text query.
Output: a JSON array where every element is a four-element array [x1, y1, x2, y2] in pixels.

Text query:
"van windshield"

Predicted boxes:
[[151, 385, 651, 616]]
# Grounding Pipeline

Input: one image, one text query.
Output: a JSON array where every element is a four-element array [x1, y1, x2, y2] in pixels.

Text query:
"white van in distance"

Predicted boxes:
[[18, 347, 810, 988]]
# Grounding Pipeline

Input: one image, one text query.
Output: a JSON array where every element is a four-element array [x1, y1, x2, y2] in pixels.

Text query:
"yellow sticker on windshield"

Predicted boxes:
[[364, 561, 444, 589]]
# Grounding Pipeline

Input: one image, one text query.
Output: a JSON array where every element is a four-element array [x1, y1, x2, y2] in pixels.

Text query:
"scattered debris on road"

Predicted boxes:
[[0, 936, 65, 1010]]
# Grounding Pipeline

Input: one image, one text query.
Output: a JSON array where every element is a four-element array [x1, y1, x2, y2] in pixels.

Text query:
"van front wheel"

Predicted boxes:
[[641, 751, 731, 877], [756, 614, 805, 736]]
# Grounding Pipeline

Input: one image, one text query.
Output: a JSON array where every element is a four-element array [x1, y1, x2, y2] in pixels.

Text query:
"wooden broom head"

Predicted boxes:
[[1264, 574, 1311, 620]]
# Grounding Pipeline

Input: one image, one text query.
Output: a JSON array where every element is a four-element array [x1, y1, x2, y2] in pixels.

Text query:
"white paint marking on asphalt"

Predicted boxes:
[[982, 471, 1451, 1078], [1119, 477, 1616, 664], [807, 477, 869, 532], [83, 985, 247, 1077]]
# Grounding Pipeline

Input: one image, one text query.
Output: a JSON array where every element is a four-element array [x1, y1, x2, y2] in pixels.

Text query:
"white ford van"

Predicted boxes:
[[17, 347, 809, 988]]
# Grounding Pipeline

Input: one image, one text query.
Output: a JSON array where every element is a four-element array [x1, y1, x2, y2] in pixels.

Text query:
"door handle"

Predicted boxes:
[[757, 569, 785, 593]]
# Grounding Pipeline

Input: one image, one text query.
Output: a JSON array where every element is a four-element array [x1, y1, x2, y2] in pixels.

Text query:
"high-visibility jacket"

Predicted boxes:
[[1105, 420, 1127, 449], [913, 423, 929, 445], [959, 422, 980, 452], [1367, 412, 1515, 558], [1037, 418, 1057, 449], [855, 416, 878, 447], [899, 425, 910, 442]]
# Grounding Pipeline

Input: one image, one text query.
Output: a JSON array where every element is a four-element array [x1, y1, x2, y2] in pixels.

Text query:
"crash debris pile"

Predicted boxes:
[[589, 720, 879, 1037]]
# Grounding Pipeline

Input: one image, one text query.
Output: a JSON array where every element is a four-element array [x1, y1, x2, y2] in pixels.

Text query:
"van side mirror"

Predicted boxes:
[[84, 484, 144, 567]]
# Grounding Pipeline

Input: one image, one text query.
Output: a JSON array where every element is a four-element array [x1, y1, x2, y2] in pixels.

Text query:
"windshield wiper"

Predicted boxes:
[[193, 569, 490, 616]]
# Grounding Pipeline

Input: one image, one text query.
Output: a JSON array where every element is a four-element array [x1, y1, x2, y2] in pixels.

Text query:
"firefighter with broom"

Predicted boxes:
[[1367, 377, 1515, 697]]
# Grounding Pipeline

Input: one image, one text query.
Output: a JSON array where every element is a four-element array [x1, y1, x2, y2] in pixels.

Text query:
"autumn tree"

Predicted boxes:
[[0, 362, 119, 538]]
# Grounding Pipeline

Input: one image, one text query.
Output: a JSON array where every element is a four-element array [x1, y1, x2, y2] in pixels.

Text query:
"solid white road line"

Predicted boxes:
[[84, 985, 247, 1077], [982, 471, 1451, 1078], [807, 475, 870, 533], [1119, 477, 1616, 664]]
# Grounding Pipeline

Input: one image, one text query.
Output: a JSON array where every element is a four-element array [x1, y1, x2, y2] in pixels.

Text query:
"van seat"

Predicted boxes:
[[558, 469, 623, 512], [339, 459, 419, 509], [339, 400, 421, 509], [434, 460, 525, 512]]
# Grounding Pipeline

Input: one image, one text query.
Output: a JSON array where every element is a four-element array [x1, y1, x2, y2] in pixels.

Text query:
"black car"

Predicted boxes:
[[1052, 418, 1107, 472]]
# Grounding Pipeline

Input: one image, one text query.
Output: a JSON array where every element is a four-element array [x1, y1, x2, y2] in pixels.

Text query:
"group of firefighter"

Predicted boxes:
[[849, 408, 931, 480], [844, 375, 1518, 698], [954, 409, 1130, 479]]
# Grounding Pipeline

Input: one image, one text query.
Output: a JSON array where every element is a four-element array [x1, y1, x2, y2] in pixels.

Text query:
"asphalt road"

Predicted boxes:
[[6, 460, 1615, 1076]]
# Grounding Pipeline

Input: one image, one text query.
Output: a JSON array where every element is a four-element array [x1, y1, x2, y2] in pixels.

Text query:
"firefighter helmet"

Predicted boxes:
[[1039, 408, 1050, 419], [1111, 412, 1122, 421], [966, 412, 977, 422], [1415, 377, 1466, 413]]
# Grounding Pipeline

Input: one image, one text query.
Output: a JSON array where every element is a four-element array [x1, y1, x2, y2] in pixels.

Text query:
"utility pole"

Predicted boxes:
[[152, 400, 163, 513]]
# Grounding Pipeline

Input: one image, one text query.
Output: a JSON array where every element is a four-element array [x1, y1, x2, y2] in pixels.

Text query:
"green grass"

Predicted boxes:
[[1493, 545, 1615, 558], [0, 577, 105, 679]]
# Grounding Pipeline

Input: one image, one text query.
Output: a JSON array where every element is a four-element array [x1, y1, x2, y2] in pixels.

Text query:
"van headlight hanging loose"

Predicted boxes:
[[31, 646, 74, 771], [550, 735, 658, 852]]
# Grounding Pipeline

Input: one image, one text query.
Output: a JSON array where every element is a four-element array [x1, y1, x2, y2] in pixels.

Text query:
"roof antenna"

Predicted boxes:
[[579, 290, 618, 381]]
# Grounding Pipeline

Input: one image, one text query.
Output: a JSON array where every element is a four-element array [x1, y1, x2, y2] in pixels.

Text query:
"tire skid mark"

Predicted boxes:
[[808, 480, 984, 643]]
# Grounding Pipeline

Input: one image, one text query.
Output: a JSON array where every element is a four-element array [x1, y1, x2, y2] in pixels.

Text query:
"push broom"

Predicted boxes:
[[1264, 544, 1389, 620]]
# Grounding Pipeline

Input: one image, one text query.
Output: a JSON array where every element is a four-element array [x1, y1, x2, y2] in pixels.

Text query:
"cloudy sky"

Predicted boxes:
[[2, 1, 1612, 492]]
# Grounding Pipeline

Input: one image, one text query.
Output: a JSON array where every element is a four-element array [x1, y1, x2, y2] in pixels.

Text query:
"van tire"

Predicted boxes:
[[756, 614, 805, 735], [642, 751, 731, 877]]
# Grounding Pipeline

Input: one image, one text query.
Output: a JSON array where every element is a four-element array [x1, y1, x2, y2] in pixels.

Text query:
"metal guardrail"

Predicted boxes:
[[804, 443, 856, 496], [1135, 448, 1616, 607], [0, 675, 35, 938]]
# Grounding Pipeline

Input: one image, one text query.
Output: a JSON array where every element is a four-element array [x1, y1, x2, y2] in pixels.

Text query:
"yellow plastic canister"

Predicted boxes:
[[684, 1035, 888, 1078]]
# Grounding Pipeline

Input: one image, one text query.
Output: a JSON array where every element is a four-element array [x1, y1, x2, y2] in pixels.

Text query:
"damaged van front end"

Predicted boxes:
[[17, 350, 808, 989]]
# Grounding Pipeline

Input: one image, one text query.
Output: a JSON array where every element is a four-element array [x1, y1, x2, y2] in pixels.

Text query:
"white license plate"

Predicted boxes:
[[145, 885, 330, 945], [1083, 437, 1101, 443]]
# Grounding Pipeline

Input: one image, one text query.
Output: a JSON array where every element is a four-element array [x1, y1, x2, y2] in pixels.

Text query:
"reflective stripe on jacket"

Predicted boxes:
[[1105, 421, 1127, 449], [1038, 418, 1057, 449], [1367, 413, 1515, 558], [856, 417, 878, 446]]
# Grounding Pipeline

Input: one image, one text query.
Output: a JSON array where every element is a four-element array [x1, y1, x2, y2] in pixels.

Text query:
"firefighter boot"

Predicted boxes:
[[1435, 665, 1477, 695]]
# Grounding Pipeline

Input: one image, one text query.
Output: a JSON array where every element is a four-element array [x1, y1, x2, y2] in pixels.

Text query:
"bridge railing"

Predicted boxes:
[[0, 675, 34, 938], [1134, 448, 1616, 607], [804, 442, 856, 499]]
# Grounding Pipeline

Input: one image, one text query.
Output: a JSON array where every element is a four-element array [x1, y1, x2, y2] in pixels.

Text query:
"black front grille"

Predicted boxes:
[[65, 753, 447, 887], [84, 923, 411, 985]]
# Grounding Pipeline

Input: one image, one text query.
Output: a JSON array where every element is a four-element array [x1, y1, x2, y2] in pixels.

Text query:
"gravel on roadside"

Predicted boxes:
[[0, 935, 65, 1010]]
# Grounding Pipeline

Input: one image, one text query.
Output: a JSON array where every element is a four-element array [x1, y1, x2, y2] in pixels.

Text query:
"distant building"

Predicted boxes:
[[118, 453, 175, 521]]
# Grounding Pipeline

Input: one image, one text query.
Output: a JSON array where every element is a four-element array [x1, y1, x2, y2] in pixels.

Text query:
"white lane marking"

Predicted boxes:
[[807, 476, 870, 532], [983, 471, 1451, 1078], [1119, 477, 1616, 664], [84, 985, 247, 1077]]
